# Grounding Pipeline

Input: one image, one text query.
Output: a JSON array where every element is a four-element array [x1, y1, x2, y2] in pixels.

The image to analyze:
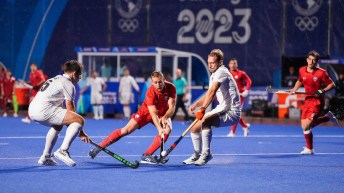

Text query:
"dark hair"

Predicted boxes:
[[63, 60, 83, 74], [229, 58, 237, 62], [151, 71, 164, 78], [308, 50, 320, 61], [209, 49, 224, 64]]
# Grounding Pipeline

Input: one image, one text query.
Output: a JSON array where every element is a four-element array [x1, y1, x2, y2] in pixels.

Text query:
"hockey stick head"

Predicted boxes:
[[131, 160, 140, 169]]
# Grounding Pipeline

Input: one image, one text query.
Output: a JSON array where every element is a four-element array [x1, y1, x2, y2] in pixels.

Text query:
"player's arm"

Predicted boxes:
[[242, 72, 252, 97], [34, 71, 46, 89], [189, 95, 205, 112], [79, 85, 89, 94], [65, 100, 76, 112], [199, 81, 220, 110], [147, 105, 164, 134], [160, 97, 176, 127], [101, 82, 107, 93], [289, 80, 303, 94]]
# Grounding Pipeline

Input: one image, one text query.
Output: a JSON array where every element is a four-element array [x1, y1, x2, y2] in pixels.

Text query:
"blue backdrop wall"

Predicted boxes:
[[1, 0, 343, 86]]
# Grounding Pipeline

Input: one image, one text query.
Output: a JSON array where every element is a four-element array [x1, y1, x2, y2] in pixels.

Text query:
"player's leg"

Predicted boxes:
[[12, 94, 18, 117], [238, 98, 249, 136], [2, 97, 7, 117], [141, 118, 172, 164], [54, 110, 85, 166], [96, 92, 104, 119], [91, 94, 99, 120], [300, 118, 314, 154], [121, 92, 131, 119], [183, 120, 203, 164], [89, 118, 140, 159], [38, 125, 63, 166]]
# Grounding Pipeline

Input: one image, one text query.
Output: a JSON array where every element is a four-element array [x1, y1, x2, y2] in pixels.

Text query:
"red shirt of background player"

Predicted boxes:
[[29, 69, 45, 97], [2, 76, 15, 99], [230, 69, 252, 93]]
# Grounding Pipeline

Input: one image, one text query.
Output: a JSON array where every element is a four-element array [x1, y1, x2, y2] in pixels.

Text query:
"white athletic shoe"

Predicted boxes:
[[194, 152, 213, 166], [21, 117, 30, 124], [243, 123, 250, 137], [300, 147, 314, 155], [13, 113, 18, 117], [227, 131, 235, 138], [3, 113, 7, 117], [183, 153, 200, 165], [94, 115, 99, 120], [38, 155, 58, 166], [54, 148, 76, 167], [326, 111, 339, 126]]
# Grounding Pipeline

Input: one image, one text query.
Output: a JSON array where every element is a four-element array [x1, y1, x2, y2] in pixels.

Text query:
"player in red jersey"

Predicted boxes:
[[1, 70, 17, 117], [289, 50, 339, 155], [21, 63, 46, 123], [227, 58, 252, 137], [89, 71, 176, 164]]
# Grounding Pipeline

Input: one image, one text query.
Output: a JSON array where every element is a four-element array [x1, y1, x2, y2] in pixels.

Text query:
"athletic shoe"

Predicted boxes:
[[300, 147, 314, 155], [94, 115, 99, 120], [326, 111, 340, 126], [3, 113, 7, 117], [194, 152, 213, 166], [226, 131, 235, 138], [21, 117, 30, 124], [88, 147, 102, 159], [38, 155, 58, 166], [54, 148, 76, 166], [183, 153, 200, 164], [140, 154, 158, 164], [243, 123, 250, 137], [13, 113, 18, 117]]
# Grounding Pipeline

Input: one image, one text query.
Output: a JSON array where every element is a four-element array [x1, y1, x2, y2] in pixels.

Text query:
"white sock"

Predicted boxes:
[[43, 128, 60, 156], [123, 106, 131, 118], [60, 123, 82, 151], [99, 105, 104, 118], [201, 129, 212, 155], [93, 106, 99, 117], [191, 132, 202, 155]]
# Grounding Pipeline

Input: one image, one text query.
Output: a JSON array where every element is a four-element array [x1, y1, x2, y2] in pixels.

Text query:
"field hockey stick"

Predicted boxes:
[[154, 133, 168, 163], [90, 140, 139, 169], [163, 119, 199, 158], [266, 85, 314, 95]]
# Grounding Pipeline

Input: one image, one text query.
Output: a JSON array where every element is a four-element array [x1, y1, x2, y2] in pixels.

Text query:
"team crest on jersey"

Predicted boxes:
[[235, 75, 239, 79], [134, 114, 140, 119], [313, 77, 318, 82], [164, 95, 169, 101]]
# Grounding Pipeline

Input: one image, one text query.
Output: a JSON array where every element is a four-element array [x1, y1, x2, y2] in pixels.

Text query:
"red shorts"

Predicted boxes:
[[301, 98, 323, 120], [131, 108, 162, 128]]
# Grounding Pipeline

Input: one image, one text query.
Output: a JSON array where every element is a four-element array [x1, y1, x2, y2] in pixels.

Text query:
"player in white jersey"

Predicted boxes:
[[183, 49, 241, 166], [119, 68, 140, 118], [29, 60, 90, 167], [80, 71, 107, 120]]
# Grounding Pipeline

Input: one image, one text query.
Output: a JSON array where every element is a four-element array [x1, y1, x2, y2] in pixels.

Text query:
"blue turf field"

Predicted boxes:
[[0, 116, 344, 193]]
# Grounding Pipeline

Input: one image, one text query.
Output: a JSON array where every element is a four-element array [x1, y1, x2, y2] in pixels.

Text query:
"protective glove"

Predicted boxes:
[[195, 107, 206, 120], [33, 85, 40, 90], [315, 89, 325, 97]]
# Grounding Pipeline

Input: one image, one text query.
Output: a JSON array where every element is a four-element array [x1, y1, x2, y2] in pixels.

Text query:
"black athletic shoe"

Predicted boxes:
[[89, 147, 101, 159], [140, 154, 158, 164]]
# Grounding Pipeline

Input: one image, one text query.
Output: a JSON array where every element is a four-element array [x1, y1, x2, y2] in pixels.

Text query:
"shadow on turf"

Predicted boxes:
[[82, 161, 207, 171]]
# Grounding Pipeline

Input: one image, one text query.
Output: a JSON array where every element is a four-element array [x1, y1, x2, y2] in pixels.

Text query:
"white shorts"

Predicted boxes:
[[120, 92, 132, 104], [29, 104, 67, 127], [91, 92, 103, 105], [205, 107, 241, 128]]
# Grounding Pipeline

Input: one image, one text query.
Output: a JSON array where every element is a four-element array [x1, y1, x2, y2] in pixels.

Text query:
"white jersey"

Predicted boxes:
[[29, 74, 75, 126], [119, 75, 139, 94], [210, 65, 241, 112], [86, 77, 105, 94]]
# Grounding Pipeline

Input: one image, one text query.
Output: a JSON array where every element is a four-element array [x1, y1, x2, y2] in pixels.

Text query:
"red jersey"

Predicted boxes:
[[298, 66, 333, 99], [140, 81, 176, 117], [229, 69, 252, 93], [2, 76, 15, 98], [29, 70, 45, 88]]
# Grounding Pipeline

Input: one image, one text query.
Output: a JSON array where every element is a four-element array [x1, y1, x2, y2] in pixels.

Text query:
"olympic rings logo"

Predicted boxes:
[[118, 19, 139, 32], [294, 16, 318, 31]]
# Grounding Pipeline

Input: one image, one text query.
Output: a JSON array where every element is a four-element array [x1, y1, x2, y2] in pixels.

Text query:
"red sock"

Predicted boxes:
[[144, 133, 169, 155], [99, 129, 122, 147], [311, 116, 329, 128], [304, 132, 313, 149], [231, 124, 238, 133]]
